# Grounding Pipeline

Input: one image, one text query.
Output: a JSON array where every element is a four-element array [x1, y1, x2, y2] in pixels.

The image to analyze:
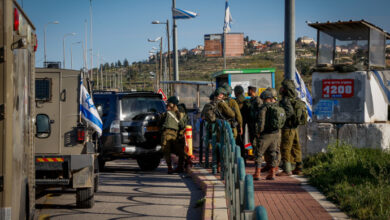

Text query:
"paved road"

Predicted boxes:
[[35, 160, 203, 220]]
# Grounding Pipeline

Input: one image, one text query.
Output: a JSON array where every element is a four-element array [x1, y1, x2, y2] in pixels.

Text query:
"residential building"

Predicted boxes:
[[204, 33, 244, 57]]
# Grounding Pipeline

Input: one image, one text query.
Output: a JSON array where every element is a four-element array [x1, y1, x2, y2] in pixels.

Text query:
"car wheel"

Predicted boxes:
[[137, 154, 161, 171], [76, 187, 94, 208]]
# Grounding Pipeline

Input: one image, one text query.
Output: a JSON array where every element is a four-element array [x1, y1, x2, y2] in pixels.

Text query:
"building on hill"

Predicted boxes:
[[204, 33, 244, 57]]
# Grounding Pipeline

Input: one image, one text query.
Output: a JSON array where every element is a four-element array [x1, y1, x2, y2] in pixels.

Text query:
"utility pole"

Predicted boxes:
[[159, 37, 163, 90], [89, 0, 94, 81], [284, 0, 295, 80], [172, 0, 179, 81]]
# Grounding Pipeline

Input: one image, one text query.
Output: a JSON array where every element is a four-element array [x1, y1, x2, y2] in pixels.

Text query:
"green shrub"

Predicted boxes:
[[304, 143, 390, 220]]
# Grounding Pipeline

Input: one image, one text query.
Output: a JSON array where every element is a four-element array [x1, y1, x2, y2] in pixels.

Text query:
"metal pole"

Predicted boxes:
[[84, 20, 88, 73], [172, 0, 179, 81], [70, 45, 73, 69], [159, 38, 163, 90], [284, 0, 295, 80], [44, 24, 47, 66], [223, 32, 227, 69], [89, 0, 93, 81], [166, 20, 172, 93], [155, 52, 158, 91]]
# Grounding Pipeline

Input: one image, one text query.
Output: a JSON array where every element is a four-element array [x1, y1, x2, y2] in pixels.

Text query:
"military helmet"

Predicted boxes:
[[167, 96, 179, 105], [234, 85, 244, 95], [260, 90, 273, 100], [222, 83, 232, 95], [215, 87, 227, 96], [266, 87, 278, 98], [209, 93, 215, 101]]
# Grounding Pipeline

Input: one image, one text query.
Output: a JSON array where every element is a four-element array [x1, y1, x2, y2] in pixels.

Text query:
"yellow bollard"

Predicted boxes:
[[185, 125, 193, 157]]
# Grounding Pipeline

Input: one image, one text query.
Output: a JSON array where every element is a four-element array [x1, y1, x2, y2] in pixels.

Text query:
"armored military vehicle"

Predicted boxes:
[[34, 68, 99, 208], [0, 1, 37, 219]]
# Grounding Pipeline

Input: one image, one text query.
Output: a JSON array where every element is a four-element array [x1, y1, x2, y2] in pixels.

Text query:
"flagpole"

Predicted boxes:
[[223, 32, 226, 70], [172, 0, 179, 81]]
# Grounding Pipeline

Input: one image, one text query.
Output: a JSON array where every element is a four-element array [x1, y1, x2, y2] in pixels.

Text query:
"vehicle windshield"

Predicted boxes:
[[120, 97, 165, 121]]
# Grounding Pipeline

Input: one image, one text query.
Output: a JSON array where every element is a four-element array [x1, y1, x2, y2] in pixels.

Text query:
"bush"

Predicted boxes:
[[304, 143, 390, 220]]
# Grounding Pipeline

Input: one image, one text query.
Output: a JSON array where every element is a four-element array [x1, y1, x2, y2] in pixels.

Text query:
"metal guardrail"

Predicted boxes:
[[202, 120, 268, 220]]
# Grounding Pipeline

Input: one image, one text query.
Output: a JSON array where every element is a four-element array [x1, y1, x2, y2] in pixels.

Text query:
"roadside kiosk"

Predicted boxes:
[[299, 20, 390, 156], [212, 68, 276, 97]]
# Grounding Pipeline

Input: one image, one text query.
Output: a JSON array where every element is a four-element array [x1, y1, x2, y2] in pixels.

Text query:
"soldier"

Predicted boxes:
[[161, 96, 184, 174], [176, 103, 189, 173], [261, 88, 281, 173], [234, 85, 249, 161], [247, 86, 263, 155], [253, 89, 283, 180], [278, 79, 303, 176], [222, 83, 243, 139]]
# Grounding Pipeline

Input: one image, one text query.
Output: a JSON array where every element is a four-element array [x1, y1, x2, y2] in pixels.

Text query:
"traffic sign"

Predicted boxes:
[[157, 88, 167, 101]]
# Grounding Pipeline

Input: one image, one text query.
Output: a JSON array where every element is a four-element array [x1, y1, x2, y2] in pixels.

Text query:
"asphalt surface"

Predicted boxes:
[[35, 159, 203, 220]]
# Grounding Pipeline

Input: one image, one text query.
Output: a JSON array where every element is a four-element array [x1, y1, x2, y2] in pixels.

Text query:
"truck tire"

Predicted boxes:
[[76, 187, 94, 208], [137, 154, 161, 171]]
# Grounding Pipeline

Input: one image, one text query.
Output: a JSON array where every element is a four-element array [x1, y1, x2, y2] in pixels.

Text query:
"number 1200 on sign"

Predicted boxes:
[[322, 79, 354, 98]]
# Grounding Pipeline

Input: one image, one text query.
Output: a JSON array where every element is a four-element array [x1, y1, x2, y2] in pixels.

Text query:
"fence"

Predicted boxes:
[[201, 120, 268, 220]]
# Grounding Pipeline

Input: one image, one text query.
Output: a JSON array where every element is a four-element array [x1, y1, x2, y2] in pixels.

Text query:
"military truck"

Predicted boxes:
[[0, 1, 37, 219], [34, 68, 98, 208]]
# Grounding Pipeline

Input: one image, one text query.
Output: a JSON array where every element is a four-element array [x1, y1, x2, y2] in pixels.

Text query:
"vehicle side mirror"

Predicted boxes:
[[96, 105, 103, 117], [36, 114, 51, 138]]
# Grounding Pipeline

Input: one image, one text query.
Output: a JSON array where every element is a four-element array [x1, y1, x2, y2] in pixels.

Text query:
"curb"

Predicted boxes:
[[189, 167, 228, 220]]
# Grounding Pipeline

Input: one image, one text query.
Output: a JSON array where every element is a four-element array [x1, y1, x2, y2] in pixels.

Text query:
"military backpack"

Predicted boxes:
[[265, 103, 286, 131], [291, 98, 308, 126], [203, 101, 224, 123]]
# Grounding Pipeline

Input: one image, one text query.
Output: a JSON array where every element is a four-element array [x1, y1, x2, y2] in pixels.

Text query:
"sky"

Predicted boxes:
[[18, 0, 390, 70]]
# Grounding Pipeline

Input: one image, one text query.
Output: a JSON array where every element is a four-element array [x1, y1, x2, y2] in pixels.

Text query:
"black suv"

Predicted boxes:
[[93, 91, 166, 170]]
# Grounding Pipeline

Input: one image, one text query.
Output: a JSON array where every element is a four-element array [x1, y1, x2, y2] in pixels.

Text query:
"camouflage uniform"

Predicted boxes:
[[253, 102, 280, 168], [175, 103, 189, 172], [248, 95, 263, 150], [234, 91, 249, 160], [279, 80, 302, 175], [222, 83, 243, 139], [161, 109, 181, 166]]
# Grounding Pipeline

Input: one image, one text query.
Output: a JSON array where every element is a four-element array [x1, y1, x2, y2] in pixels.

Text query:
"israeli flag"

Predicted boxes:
[[294, 70, 313, 120], [223, 0, 233, 33], [173, 8, 197, 19], [80, 79, 103, 136]]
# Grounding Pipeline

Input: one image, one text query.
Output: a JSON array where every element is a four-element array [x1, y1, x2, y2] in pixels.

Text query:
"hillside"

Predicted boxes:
[[98, 51, 316, 92]]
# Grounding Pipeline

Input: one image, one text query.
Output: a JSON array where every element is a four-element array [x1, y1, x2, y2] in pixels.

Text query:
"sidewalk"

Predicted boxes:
[[191, 152, 348, 220]]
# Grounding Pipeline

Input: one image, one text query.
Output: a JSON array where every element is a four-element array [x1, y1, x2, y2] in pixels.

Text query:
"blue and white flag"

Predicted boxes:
[[80, 79, 103, 136], [223, 0, 233, 33], [294, 70, 313, 120], [173, 8, 197, 19]]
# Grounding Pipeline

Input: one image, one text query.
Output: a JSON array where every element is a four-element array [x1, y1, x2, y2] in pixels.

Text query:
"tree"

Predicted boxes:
[[103, 62, 109, 70], [123, 58, 129, 67], [110, 62, 115, 69], [117, 60, 122, 67]]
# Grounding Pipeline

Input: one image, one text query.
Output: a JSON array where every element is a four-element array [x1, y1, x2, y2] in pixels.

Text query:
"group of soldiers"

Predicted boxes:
[[202, 79, 306, 180], [159, 79, 306, 179]]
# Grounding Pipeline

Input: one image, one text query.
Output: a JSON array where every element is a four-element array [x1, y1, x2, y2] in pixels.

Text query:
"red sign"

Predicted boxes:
[[322, 79, 354, 98], [157, 88, 167, 101]]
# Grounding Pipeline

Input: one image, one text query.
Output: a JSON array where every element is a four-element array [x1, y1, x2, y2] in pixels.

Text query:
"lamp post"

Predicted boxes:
[[152, 20, 171, 89], [63, 32, 76, 69], [148, 37, 163, 91], [43, 21, 59, 66], [70, 41, 82, 70]]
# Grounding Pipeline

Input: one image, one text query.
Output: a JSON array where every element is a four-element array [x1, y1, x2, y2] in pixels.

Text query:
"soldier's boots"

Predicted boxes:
[[292, 162, 303, 175], [266, 167, 277, 180], [277, 162, 292, 176], [253, 167, 261, 180]]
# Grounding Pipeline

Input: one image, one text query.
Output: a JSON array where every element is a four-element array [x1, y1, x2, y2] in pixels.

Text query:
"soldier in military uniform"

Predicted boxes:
[[161, 96, 184, 174], [278, 79, 303, 176], [222, 83, 243, 139], [176, 103, 189, 173], [234, 85, 249, 161], [214, 87, 235, 172], [247, 86, 263, 156], [253, 89, 281, 180]]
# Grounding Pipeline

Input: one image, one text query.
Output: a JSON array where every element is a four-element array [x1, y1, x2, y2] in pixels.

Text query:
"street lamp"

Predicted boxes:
[[148, 37, 163, 91], [63, 32, 76, 69], [70, 41, 82, 70], [43, 21, 59, 66], [152, 20, 172, 93]]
